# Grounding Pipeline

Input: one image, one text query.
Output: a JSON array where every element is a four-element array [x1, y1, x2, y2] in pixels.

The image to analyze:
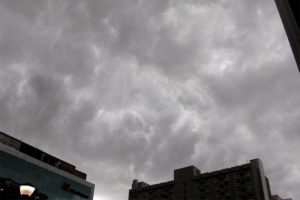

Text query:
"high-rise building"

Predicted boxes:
[[0, 131, 95, 200], [274, 0, 300, 72], [129, 159, 291, 200]]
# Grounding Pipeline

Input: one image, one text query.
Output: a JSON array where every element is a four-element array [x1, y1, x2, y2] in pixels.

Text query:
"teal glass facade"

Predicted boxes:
[[0, 149, 93, 200]]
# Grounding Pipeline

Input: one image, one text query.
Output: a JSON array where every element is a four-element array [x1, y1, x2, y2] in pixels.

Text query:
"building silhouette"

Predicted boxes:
[[0, 131, 94, 200], [272, 194, 293, 200], [129, 159, 291, 200], [274, 0, 300, 71]]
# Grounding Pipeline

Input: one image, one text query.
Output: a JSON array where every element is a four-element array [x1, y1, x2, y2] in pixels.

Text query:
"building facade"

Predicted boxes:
[[129, 159, 290, 200], [274, 0, 300, 71], [0, 131, 94, 200]]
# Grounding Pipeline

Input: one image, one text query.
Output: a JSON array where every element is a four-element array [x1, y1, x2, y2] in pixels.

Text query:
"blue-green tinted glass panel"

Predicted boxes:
[[0, 150, 92, 200]]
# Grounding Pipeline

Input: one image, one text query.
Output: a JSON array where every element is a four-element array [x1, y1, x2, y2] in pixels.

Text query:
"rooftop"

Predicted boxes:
[[0, 131, 87, 180]]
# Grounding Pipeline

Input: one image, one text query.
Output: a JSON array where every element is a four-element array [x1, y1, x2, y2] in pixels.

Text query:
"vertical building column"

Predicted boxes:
[[274, 0, 300, 71], [173, 166, 201, 200], [250, 159, 270, 200]]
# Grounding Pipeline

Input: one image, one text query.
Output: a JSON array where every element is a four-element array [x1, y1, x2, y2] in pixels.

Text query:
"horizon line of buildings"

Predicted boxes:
[[0, 129, 294, 200], [129, 159, 292, 200]]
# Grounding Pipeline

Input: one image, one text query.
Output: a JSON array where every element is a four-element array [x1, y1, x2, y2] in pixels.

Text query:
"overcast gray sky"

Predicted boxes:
[[0, 0, 299, 199]]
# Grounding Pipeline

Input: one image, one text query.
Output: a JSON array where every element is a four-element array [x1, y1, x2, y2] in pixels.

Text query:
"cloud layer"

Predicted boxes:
[[0, 0, 300, 199]]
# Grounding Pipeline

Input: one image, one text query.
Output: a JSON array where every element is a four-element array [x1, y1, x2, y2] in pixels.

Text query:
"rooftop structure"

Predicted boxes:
[[0, 131, 94, 200]]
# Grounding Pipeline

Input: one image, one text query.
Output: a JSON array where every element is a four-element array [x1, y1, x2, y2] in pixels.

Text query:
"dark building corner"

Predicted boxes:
[[274, 0, 300, 72]]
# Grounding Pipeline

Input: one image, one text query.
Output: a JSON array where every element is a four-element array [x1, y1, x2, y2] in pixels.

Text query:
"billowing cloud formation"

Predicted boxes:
[[0, 0, 300, 199]]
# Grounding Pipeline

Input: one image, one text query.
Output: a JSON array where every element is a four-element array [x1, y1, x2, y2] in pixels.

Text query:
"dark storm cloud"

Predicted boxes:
[[0, 0, 299, 199]]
